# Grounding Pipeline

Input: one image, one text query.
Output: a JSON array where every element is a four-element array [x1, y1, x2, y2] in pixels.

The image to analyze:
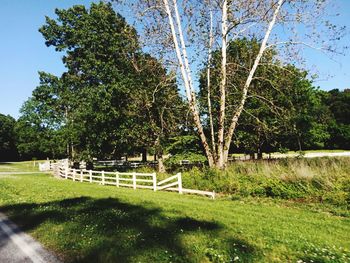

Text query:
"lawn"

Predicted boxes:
[[0, 160, 41, 172], [0, 162, 349, 262]]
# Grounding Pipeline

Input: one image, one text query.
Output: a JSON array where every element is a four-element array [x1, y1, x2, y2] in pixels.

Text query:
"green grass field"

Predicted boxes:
[[0, 160, 40, 172], [0, 162, 349, 262]]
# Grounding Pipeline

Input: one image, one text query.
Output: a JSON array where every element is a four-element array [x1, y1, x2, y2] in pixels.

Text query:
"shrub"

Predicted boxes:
[[180, 157, 350, 206]]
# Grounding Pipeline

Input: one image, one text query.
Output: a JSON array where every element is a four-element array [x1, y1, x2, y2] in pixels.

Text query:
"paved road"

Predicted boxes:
[[0, 212, 61, 263]]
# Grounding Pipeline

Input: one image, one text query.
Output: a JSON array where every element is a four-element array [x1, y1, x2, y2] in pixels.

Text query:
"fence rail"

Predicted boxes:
[[50, 161, 215, 199]]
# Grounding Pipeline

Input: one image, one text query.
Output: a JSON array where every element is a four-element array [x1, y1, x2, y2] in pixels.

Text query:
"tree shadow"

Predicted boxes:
[[0, 197, 259, 262], [0, 162, 12, 165]]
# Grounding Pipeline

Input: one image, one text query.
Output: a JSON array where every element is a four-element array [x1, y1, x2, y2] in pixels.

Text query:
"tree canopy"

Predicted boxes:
[[8, 1, 349, 168], [16, 2, 184, 170], [0, 114, 18, 161]]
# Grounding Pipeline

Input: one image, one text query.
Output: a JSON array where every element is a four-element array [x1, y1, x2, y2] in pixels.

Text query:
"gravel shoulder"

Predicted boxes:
[[0, 212, 61, 263]]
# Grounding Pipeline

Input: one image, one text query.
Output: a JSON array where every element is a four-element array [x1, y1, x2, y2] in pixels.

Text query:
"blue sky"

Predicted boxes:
[[0, 0, 349, 119]]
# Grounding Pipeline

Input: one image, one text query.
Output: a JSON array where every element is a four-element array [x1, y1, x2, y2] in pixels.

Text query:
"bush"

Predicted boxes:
[[165, 153, 207, 170], [180, 157, 350, 206]]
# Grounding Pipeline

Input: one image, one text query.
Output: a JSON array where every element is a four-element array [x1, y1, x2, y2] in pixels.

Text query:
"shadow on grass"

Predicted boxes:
[[0, 197, 259, 262], [0, 162, 12, 165]]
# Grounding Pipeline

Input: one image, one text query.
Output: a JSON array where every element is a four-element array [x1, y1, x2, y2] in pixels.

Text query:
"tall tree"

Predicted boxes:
[[19, 1, 183, 166], [116, 0, 345, 168], [324, 89, 350, 149], [199, 39, 330, 157], [0, 114, 18, 161], [15, 82, 67, 160], [127, 54, 185, 171], [38, 2, 141, 160]]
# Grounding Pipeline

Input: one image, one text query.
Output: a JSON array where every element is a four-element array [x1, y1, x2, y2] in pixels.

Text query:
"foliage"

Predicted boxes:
[[0, 162, 349, 262], [122, 0, 345, 168], [324, 89, 350, 149], [199, 39, 331, 157], [165, 153, 207, 167], [15, 73, 67, 160], [17, 2, 184, 162], [167, 135, 203, 155], [0, 114, 18, 161], [10, 3, 350, 165], [37, 2, 141, 160]]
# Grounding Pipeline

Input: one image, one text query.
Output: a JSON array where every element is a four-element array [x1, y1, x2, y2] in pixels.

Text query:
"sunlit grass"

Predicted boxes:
[[0, 160, 43, 172], [0, 162, 349, 262]]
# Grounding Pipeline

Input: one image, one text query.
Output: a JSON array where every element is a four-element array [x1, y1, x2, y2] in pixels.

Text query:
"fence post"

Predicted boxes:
[[80, 170, 83, 182], [65, 166, 68, 179], [178, 173, 183, 194], [102, 171, 105, 185], [132, 172, 136, 190], [89, 170, 92, 183], [116, 172, 119, 188], [152, 172, 157, 192], [73, 169, 76, 181]]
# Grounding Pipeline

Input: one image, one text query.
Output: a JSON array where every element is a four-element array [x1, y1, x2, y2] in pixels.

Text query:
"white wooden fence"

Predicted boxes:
[[51, 162, 215, 199]]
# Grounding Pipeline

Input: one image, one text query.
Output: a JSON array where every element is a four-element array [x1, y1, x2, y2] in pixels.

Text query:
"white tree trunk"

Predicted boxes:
[[217, 0, 228, 168], [223, 0, 284, 164], [163, 0, 215, 167], [207, 8, 216, 160]]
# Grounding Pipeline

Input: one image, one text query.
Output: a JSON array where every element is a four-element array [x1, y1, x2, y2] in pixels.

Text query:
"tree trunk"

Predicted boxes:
[[207, 8, 216, 161], [142, 148, 147, 162], [217, 0, 228, 169], [71, 143, 75, 160], [157, 153, 166, 173], [154, 136, 165, 173], [164, 0, 215, 167], [222, 0, 284, 167], [297, 136, 302, 152]]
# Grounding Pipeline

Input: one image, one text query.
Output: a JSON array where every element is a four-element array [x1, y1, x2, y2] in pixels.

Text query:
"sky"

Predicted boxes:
[[0, 0, 349, 119]]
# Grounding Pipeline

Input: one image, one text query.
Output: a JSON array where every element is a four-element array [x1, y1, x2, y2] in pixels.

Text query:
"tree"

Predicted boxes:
[[199, 38, 330, 157], [126, 54, 185, 171], [0, 114, 18, 161], [324, 89, 350, 149], [19, 1, 184, 169], [38, 2, 141, 160], [15, 93, 66, 160], [117, 0, 345, 168]]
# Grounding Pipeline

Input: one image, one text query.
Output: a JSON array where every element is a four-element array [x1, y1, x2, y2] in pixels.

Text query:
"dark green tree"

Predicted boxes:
[[0, 114, 18, 161], [38, 2, 141, 160], [324, 89, 350, 149], [19, 2, 184, 167], [15, 92, 66, 160]]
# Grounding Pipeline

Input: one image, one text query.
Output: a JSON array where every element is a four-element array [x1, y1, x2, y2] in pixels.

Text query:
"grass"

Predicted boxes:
[[0, 160, 41, 172], [175, 157, 350, 212], [0, 162, 349, 262]]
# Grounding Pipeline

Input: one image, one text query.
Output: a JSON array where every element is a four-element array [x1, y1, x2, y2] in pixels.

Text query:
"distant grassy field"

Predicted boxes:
[[0, 162, 349, 262], [0, 160, 40, 172]]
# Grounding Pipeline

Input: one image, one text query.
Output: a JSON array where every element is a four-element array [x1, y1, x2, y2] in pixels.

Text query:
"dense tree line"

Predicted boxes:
[[2, 87, 348, 163], [1, 2, 349, 166]]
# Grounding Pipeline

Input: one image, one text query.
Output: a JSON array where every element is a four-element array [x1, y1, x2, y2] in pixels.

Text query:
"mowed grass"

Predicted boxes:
[[0, 164, 349, 262], [0, 160, 41, 172]]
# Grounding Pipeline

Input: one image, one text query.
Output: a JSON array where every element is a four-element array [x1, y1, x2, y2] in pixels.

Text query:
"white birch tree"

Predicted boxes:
[[112, 0, 346, 169]]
